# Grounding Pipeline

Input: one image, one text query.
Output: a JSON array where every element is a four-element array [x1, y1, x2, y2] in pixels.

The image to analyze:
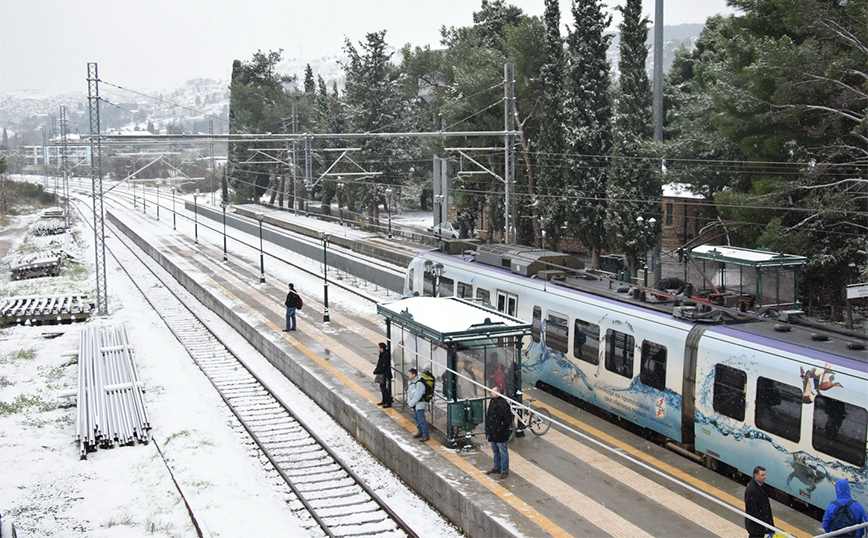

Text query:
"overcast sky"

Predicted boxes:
[[0, 0, 736, 94]]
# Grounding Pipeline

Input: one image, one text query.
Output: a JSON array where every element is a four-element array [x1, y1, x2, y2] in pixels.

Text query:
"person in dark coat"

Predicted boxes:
[[484, 386, 513, 479], [822, 478, 867, 537], [284, 283, 300, 331], [744, 466, 774, 537], [373, 343, 393, 408]]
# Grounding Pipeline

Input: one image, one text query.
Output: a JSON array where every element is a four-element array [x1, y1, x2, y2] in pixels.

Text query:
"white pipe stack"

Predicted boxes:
[[75, 323, 150, 459]]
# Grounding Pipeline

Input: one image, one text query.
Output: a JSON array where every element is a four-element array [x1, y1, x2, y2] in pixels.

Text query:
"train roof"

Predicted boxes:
[[414, 246, 867, 366]]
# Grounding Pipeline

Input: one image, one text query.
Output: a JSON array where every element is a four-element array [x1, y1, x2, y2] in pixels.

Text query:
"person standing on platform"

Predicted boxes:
[[744, 466, 774, 538], [374, 343, 393, 408], [284, 283, 300, 331], [823, 478, 867, 537], [407, 368, 429, 441], [484, 386, 513, 479]]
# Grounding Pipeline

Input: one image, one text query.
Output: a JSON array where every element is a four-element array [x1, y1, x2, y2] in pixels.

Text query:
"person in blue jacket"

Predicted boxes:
[[823, 479, 867, 537], [407, 368, 429, 442]]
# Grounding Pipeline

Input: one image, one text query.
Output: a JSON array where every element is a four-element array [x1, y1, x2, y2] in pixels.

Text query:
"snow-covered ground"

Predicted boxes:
[[0, 189, 460, 537]]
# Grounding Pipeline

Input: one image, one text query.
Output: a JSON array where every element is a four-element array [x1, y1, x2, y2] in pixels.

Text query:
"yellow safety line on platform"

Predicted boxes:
[[543, 429, 742, 536], [537, 401, 810, 538], [174, 264, 574, 537], [152, 229, 805, 538], [477, 445, 654, 537]]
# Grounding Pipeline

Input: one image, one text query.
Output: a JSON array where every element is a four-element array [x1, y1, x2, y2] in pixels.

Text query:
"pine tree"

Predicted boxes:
[[604, 0, 659, 276], [533, 0, 567, 249], [341, 31, 410, 221], [564, 0, 613, 268]]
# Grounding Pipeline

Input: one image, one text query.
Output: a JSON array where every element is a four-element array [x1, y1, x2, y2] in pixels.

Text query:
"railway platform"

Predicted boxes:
[[108, 203, 826, 538]]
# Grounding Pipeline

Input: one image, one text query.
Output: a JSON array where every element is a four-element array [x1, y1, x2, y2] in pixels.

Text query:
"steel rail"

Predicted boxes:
[[71, 198, 419, 538], [70, 183, 389, 305]]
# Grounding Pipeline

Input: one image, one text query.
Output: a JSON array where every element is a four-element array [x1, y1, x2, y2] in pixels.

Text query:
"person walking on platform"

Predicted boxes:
[[744, 466, 774, 538], [283, 283, 300, 331], [374, 343, 393, 408], [484, 386, 513, 480], [823, 478, 867, 537], [407, 368, 429, 441]]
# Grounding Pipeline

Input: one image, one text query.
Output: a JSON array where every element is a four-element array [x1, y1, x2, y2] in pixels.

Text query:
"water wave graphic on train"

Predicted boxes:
[[404, 244, 867, 514]]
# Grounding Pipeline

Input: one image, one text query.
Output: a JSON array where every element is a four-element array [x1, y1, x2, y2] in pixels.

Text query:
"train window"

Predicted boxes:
[[456, 281, 473, 299], [407, 268, 415, 293], [605, 330, 634, 379], [573, 319, 600, 365], [439, 276, 454, 297], [476, 288, 491, 306], [532, 306, 542, 343], [812, 395, 867, 468], [713, 364, 746, 421], [755, 377, 802, 442], [496, 291, 518, 317], [423, 272, 435, 296], [546, 312, 569, 354], [640, 341, 667, 391]]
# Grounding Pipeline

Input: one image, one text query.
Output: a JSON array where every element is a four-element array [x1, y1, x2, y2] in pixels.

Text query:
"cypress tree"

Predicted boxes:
[[534, 0, 567, 249], [604, 0, 659, 276], [564, 0, 613, 268]]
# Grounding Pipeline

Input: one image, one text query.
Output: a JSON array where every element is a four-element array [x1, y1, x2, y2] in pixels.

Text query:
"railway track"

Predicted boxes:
[[75, 199, 419, 538]]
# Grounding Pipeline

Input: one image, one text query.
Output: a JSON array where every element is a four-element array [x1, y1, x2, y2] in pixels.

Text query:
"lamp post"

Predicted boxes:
[[156, 185, 160, 221], [193, 193, 199, 244], [257, 212, 265, 283], [434, 194, 445, 243], [337, 181, 344, 226], [385, 188, 393, 239], [221, 200, 228, 262], [172, 187, 177, 230], [320, 232, 331, 322], [142, 183, 147, 214]]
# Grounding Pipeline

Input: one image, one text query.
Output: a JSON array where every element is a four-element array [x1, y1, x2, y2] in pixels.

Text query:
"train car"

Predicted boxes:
[[405, 245, 868, 512]]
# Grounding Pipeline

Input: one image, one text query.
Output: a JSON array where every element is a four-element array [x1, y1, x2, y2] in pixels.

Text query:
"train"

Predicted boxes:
[[404, 244, 868, 513]]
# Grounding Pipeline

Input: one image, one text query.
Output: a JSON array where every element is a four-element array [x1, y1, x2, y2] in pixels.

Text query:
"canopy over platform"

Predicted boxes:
[[686, 245, 808, 310], [378, 297, 532, 447], [378, 296, 532, 343]]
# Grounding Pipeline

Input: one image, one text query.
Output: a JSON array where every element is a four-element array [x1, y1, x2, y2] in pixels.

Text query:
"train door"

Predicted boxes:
[[496, 291, 518, 317]]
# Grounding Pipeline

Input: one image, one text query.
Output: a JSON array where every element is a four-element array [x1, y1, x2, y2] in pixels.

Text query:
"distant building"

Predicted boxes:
[[661, 182, 704, 250]]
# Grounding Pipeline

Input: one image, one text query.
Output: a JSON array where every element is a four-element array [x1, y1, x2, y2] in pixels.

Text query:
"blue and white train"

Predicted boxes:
[[405, 244, 868, 513]]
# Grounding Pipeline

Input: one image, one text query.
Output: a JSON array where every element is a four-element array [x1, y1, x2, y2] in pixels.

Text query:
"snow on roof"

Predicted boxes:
[[662, 182, 704, 199], [378, 296, 530, 341], [691, 244, 807, 266]]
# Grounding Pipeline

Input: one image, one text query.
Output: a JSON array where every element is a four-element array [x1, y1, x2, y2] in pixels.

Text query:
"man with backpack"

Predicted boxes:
[[283, 283, 302, 331], [407, 368, 429, 442], [823, 479, 867, 537]]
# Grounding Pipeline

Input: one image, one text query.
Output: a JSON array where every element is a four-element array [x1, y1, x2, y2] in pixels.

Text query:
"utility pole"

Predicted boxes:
[[60, 106, 70, 227], [504, 63, 516, 244], [652, 0, 664, 141], [87, 62, 109, 315]]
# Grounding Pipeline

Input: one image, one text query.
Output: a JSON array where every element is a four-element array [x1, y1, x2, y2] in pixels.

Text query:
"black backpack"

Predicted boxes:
[[829, 500, 857, 537], [420, 370, 435, 402]]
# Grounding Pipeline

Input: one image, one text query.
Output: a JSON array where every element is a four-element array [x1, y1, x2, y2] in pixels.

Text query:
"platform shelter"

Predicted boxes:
[[686, 245, 808, 310], [378, 296, 532, 447]]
